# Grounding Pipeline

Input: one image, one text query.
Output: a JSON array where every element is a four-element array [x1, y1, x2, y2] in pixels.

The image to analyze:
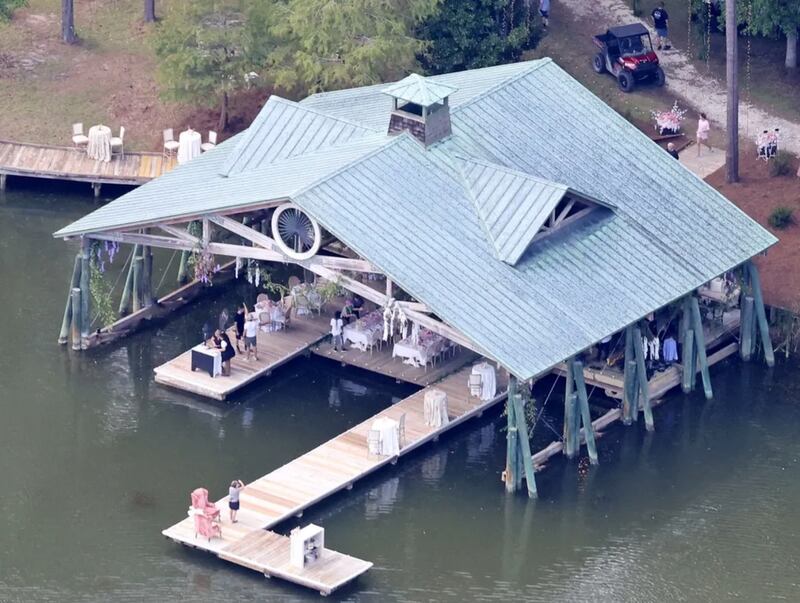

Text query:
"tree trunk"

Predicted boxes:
[[725, 0, 738, 183], [218, 90, 229, 132], [786, 30, 798, 69], [61, 0, 77, 44], [144, 0, 156, 23]]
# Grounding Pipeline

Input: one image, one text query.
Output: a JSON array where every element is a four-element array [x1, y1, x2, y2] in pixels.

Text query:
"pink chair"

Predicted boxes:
[[190, 487, 221, 541]]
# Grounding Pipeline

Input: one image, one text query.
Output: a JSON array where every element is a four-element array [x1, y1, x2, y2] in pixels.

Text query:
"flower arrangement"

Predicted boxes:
[[192, 247, 220, 285], [652, 101, 687, 135]]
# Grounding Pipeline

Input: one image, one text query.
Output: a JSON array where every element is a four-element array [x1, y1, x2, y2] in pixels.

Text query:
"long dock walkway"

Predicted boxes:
[[0, 139, 175, 189], [162, 365, 508, 594], [154, 314, 331, 400]]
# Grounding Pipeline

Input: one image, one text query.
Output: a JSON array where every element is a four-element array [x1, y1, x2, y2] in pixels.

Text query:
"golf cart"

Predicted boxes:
[[592, 23, 665, 92]]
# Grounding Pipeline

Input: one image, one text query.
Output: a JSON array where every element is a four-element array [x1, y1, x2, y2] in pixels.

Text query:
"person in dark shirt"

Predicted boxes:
[[651, 2, 670, 50], [667, 142, 680, 160], [234, 303, 246, 352]]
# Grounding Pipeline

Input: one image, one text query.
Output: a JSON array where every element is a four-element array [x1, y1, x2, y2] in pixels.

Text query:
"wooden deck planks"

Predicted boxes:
[[153, 314, 332, 400], [162, 363, 508, 594], [0, 139, 174, 185]]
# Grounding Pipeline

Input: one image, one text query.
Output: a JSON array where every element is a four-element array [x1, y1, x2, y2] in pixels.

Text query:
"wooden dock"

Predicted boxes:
[[0, 139, 175, 190], [311, 339, 478, 386], [162, 365, 508, 593], [153, 314, 331, 400]]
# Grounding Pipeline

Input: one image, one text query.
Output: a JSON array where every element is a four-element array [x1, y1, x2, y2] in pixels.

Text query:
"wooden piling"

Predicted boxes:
[[132, 256, 143, 313], [505, 378, 520, 493], [740, 295, 754, 361], [747, 262, 775, 367], [623, 359, 638, 424], [563, 359, 576, 458], [70, 288, 82, 351], [689, 297, 713, 399], [92, 183, 102, 198], [177, 250, 190, 284], [682, 329, 695, 393], [632, 325, 654, 431], [119, 244, 140, 316], [142, 245, 154, 308], [572, 361, 598, 465], [0, 173, 6, 191], [58, 253, 82, 344], [79, 239, 91, 350], [511, 393, 537, 498]]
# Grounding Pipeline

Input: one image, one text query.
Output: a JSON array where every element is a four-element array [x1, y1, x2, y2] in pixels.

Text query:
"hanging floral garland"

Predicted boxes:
[[191, 247, 220, 286]]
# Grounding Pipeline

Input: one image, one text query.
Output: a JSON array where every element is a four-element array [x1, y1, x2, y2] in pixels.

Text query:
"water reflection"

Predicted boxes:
[[364, 476, 401, 520], [420, 448, 448, 483]]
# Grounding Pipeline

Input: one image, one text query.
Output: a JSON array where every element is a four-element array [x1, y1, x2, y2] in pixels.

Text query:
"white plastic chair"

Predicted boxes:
[[398, 413, 406, 448], [201, 130, 217, 152], [110, 126, 125, 158], [72, 123, 89, 148], [367, 429, 381, 457], [163, 128, 179, 158], [468, 373, 482, 398]]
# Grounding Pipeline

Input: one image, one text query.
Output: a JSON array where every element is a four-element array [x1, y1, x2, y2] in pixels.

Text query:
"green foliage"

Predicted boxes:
[[153, 0, 252, 125], [316, 276, 345, 303], [248, 0, 437, 94], [735, 0, 800, 40], [0, 0, 24, 20], [417, 0, 541, 75], [769, 150, 793, 176], [88, 244, 117, 327], [767, 205, 794, 229]]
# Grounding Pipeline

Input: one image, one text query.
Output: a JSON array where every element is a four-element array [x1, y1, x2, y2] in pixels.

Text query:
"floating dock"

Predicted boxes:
[[153, 314, 331, 400], [0, 139, 175, 192], [162, 365, 509, 594]]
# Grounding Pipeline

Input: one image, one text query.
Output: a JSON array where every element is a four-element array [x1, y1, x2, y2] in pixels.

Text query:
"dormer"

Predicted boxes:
[[382, 74, 457, 147]]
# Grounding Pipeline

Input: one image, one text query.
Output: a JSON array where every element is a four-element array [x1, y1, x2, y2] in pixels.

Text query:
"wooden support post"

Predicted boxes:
[[632, 325, 654, 431], [119, 244, 139, 316], [740, 295, 754, 361], [70, 288, 81, 351], [177, 250, 190, 284], [79, 239, 91, 350], [202, 218, 210, 246], [689, 296, 713, 400], [385, 278, 393, 300], [622, 326, 636, 424], [132, 256, 143, 313], [511, 391, 538, 498], [0, 173, 6, 191], [92, 183, 102, 198], [571, 360, 598, 465], [563, 359, 577, 458], [141, 245, 154, 308], [58, 253, 82, 344], [504, 378, 521, 493], [747, 261, 775, 367], [682, 329, 695, 393]]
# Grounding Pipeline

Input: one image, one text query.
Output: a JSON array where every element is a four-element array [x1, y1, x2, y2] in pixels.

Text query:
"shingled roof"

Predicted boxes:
[[55, 59, 776, 379]]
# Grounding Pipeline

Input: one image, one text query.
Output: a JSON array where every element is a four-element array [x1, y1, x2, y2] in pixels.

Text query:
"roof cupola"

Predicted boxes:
[[382, 74, 456, 147]]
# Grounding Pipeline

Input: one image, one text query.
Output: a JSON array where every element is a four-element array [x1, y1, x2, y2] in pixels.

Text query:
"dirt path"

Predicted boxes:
[[558, 0, 800, 155]]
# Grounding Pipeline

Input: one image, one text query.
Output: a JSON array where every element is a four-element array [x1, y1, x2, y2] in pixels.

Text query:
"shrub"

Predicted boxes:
[[768, 206, 794, 229], [0, 0, 25, 20], [769, 151, 793, 177]]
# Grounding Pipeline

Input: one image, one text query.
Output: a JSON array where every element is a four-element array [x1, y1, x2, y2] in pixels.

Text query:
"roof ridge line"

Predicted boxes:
[[266, 95, 383, 133], [454, 153, 569, 189], [453, 157, 506, 262], [451, 58, 553, 116], [291, 133, 414, 199]]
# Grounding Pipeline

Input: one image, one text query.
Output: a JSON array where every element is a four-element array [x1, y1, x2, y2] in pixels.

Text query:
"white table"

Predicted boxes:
[[471, 362, 497, 401], [393, 333, 446, 367], [191, 344, 221, 377], [177, 129, 202, 165], [343, 322, 382, 352], [87, 125, 112, 162], [423, 389, 449, 428], [370, 417, 400, 456]]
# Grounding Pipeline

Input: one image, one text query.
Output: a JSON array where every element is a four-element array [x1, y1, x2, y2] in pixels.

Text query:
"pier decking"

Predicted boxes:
[[153, 314, 331, 400], [162, 365, 508, 593], [0, 139, 174, 188]]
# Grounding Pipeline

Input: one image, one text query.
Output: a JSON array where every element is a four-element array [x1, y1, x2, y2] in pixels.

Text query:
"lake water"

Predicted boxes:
[[1, 184, 798, 602]]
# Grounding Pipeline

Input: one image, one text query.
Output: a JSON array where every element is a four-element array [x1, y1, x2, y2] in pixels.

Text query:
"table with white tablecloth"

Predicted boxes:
[[392, 329, 448, 367], [470, 362, 497, 401], [369, 417, 400, 456], [343, 310, 383, 351], [423, 389, 449, 428], [191, 344, 222, 377], [87, 125, 112, 162], [177, 129, 202, 165]]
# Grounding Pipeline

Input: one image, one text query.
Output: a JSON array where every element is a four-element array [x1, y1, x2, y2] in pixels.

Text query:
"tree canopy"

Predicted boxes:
[[738, 0, 800, 67], [416, 0, 541, 75]]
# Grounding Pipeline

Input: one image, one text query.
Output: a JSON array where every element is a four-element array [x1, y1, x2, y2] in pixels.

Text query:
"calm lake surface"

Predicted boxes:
[[1, 183, 799, 602]]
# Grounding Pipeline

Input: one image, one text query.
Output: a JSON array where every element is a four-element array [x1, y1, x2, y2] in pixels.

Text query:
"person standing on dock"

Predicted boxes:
[[331, 311, 345, 352], [244, 312, 259, 361], [229, 479, 244, 523], [215, 329, 236, 376], [234, 304, 246, 353]]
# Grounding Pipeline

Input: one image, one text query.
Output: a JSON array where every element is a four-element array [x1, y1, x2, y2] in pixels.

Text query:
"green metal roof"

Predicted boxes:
[[381, 74, 457, 107], [55, 58, 776, 379]]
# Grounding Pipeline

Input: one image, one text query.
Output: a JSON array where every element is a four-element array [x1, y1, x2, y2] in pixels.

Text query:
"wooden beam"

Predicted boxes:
[[209, 214, 278, 251], [202, 218, 210, 247], [395, 301, 431, 313], [159, 224, 199, 244], [88, 231, 196, 252], [402, 308, 487, 357], [553, 199, 576, 226]]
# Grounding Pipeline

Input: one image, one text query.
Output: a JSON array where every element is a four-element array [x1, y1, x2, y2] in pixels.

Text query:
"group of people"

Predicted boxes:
[[757, 128, 781, 160]]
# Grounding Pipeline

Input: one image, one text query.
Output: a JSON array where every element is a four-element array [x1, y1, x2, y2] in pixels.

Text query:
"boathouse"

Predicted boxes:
[[54, 59, 776, 593]]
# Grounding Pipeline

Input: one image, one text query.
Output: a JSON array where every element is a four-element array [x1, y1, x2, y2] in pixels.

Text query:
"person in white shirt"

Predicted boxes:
[[330, 311, 344, 352], [244, 312, 259, 361]]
